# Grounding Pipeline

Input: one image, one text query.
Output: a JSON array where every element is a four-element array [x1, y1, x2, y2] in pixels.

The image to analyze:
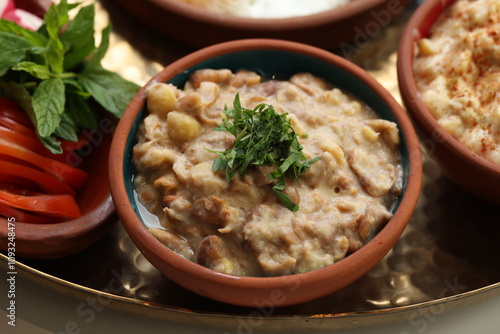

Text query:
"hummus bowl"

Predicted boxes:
[[397, 0, 500, 205], [109, 39, 422, 307]]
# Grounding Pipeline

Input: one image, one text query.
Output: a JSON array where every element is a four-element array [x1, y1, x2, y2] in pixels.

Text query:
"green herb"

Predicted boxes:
[[0, 0, 140, 154], [210, 93, 321, 211]]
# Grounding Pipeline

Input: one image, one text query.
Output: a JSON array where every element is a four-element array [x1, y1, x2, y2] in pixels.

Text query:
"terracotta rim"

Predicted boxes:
[[397, 0, 500, 176], [0, 198, 114, 240], [110, 39, 422, 302], [146, 0, 391, 30]]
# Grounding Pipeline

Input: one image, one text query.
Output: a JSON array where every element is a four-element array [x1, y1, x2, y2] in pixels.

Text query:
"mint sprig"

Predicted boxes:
[[210, 93, 321, 211], [0, 0, 140, 154]]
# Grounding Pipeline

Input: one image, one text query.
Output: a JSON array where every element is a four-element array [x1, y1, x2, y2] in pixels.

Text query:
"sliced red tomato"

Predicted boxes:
[[0, 152, 37, 168], [0, 189, 80, 219], [0, 160, 75, 196], [0, 101, 89, 160], [0, 137, 88, 189], [59, 134, 90, 152], [0, 103, 33, 127], [0, 202, 56, 224], [0, 115, 38, 138], [0, 182, 41, 196], [0, 125, 69, 162], [1, 98, 90, 152], [0, 174, 37, 189], [0, 124, 44, 152], [0, 97, 89, 224]]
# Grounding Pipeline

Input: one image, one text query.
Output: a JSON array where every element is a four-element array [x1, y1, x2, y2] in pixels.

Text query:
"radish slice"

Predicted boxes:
[[3, 8, 43, 30], [0, 0, 15, 17]]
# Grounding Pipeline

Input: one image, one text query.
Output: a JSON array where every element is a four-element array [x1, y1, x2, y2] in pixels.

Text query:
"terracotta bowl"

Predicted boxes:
[[109, 39, 422, 307], [113, 0, 412, 49], [0, 0, 116, 259], [397, 0, 500, 205]]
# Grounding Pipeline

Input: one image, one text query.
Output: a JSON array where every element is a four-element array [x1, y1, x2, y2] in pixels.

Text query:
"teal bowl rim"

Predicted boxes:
[[124, 49, 411, 221]]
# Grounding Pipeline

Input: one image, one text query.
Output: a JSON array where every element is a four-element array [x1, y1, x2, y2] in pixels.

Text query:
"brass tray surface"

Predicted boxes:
[[1, 0, 499, 331]]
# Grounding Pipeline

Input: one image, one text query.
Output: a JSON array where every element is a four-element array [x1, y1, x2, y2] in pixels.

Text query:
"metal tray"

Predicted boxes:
[[1, 0, 499, 331]]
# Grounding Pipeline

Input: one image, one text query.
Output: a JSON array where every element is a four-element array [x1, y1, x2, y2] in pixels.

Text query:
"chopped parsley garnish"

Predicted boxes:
[[209, 93, 321, 211]]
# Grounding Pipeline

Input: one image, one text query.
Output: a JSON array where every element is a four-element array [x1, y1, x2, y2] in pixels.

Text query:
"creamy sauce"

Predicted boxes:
[[133, 69, 402, 277]]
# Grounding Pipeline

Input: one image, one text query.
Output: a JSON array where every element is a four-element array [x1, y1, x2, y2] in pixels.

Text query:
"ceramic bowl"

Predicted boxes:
[[113, 0, 412, 49], [0, 0, 116, 259], [397, 0, 500, 205], [109, 39, 422, 307]]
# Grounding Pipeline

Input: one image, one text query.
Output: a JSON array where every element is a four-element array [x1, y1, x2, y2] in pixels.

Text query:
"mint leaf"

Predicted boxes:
[[0, 32, 34, 76], [43, 3, 65, 73], [61, 4, 95, 50], [0, 19, 47, 46], [62, 78, 85, 93], [63, 43, 96, 72], [12, 61, 51, 80], [32, 78, 65, 137], [78, 65, 140, 118], [62, 4, 96, 71], [54, 111, 78, 142], [53, 0, 79, 28], [40, 135, 62, 154], [86, 24, 111, 68], [35, 1, 79, 40], [66, 91, 98, 129], [0, 81, 63, 154]]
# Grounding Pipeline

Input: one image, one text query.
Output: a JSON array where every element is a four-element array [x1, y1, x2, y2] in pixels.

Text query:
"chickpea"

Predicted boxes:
[[167, 111, 201, 142], [146, 83, 177, 117]]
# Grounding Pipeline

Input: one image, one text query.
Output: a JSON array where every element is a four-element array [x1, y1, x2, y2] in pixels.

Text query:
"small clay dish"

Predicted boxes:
[[397, 0, 500, 205], [0, 0, 116, 259], [113, 0, 412, 49], [109, 39, 422, 307]]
